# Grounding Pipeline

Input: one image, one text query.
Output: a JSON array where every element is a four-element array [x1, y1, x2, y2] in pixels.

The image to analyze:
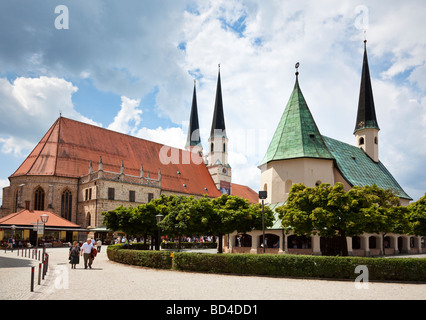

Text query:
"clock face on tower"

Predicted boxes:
[[222, 167, 227, 174]]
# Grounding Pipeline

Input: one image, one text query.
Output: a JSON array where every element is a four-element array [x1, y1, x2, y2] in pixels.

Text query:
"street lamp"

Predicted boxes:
[[10, 225, 16, 251], [258, 191, 267, 254], [155, 214, 164, 251], [40, 214, 49, 251]]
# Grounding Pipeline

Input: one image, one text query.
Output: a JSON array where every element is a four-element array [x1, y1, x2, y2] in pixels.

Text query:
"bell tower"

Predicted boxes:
[[207, 65, 231, 194], [354, 40, 380, 162], [185, 79, 203, 156]]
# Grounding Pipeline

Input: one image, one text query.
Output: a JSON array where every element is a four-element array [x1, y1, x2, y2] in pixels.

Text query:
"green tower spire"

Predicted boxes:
[[260, 63, 333, 166]]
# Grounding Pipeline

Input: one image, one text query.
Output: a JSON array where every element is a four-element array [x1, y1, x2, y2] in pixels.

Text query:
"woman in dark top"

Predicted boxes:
[[69, 241, 80, 269]]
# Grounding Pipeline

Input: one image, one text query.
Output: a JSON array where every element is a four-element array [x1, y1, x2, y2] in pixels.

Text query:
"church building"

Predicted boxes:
[[225, 41, 424, 256], [0, 67, 258, 245]]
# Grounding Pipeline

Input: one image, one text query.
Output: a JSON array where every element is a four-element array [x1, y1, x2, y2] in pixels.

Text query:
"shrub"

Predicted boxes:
[[107, 244, 426, 282], [107, 244, 172, 269]]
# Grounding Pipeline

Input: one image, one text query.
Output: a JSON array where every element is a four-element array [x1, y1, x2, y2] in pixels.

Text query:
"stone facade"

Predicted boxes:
[[0, 164, 161, 230]]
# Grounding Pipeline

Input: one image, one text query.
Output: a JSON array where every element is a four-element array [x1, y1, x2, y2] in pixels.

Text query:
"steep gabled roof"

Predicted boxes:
[[210, 66, 227, 138], [260, 75, 334, 166], [231, 183, 259, 204], [354, 41, 380, 133], [323, 136, 411, 200], [186, 81, 202, 148], [11, 117, 221, 198]]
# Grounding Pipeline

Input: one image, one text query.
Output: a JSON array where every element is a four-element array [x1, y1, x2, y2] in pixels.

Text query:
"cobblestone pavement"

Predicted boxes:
[[1, 247, 425, 301]]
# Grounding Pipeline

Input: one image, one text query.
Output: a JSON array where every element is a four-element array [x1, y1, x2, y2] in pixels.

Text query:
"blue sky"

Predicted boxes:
[[0, 0, 425, 203]]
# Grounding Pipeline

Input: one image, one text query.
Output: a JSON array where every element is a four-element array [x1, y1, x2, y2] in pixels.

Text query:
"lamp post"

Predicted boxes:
[[11, 225, 16, 251], [258, 191, 267, 254], [40, 214, 49, 253], [155, 214, 164, 251]]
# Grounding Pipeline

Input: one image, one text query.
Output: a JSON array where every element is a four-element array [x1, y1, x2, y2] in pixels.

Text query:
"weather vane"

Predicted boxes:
[[295, 62, 300, 76]]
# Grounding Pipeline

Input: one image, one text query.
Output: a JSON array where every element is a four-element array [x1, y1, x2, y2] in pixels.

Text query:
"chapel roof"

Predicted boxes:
[[323, 136, 411, 200], [259, 72, 334, 166]]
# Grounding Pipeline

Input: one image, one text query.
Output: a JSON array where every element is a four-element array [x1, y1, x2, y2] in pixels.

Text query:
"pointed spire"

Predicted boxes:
[[210, 64, 226, 138], [259, 63, 333, 166], [354, 40, 380, 133], [186, 79, 202, 148]]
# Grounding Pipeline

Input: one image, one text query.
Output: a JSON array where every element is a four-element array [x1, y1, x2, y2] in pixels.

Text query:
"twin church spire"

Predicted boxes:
[[186, 65, 227, 151], [185, 65, 231, 193]]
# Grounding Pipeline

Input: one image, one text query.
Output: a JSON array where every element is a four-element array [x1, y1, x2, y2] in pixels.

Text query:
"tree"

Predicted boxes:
[[208, 194, 274, 253], [407, 193, 426, 236], [102, 204, 160, 245], [132, 202, 159, 245], [277, 183, 375, 256]]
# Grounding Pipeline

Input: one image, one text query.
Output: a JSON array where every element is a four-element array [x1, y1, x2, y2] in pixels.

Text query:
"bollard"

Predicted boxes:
[[31, 266, 35, 292], [42, 260, 45, 280], [45, 254, 49, 274], [38, 263, 41, 285]]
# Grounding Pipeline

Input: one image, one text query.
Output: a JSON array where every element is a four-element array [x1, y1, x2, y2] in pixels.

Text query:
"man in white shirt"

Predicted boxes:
[[80, 238, 94, 269]]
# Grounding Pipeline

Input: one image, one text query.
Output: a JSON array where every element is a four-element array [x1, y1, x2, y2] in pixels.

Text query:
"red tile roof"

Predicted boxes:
[[11, 117, 221, 197], [0, 209, 81, 228], [231, 183, 259, 204]]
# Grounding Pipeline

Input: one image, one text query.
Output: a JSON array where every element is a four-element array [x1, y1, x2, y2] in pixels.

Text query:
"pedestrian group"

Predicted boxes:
[[69, 238, 102, 269]]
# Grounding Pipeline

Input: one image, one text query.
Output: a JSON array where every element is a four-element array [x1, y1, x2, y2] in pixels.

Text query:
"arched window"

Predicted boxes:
[[374, 136, 378, 144], [359, 137, 365, 145], [61, 190, 72, 221], [223, 143, 226, 152], [210, 143, 214, 152], [86, 212, 91, 227], [34, 187, 45, 210]]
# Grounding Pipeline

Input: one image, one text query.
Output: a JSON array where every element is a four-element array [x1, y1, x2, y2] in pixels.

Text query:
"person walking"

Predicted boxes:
[[80, 238, 94, 269], [7, 236, 13, 250], [69, 241, 80, 269]]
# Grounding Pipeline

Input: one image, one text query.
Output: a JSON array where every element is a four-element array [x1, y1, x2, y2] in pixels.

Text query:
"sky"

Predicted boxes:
[[0, 0, 425, 203]]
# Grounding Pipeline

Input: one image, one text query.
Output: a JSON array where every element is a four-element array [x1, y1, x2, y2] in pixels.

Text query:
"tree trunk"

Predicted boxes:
[[382, 233, 386, 256], [217, 233, 223, 253], [340, 231, 348, 256]]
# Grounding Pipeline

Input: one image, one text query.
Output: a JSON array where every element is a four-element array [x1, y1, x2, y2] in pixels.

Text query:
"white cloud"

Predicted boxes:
[[0, 76, 100, 155], [135, 126, 187, 150], [0, 1, 425, 201], [107, 96, 142, 135]]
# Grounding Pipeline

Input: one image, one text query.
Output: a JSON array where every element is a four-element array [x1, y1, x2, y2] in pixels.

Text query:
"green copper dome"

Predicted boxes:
[[260, 76, 334, 166]]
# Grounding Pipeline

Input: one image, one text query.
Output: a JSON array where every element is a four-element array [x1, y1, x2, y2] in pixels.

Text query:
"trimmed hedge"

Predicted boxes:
[[106, 245, 426, 282], [107, 244, 172, 269]]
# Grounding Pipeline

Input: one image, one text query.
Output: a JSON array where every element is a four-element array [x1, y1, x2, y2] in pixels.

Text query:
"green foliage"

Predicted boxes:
[[102, 194, 271, 253], [276, 183, 413, 256], [107, 244, 172, 269], [407, 193, 426, 236]]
